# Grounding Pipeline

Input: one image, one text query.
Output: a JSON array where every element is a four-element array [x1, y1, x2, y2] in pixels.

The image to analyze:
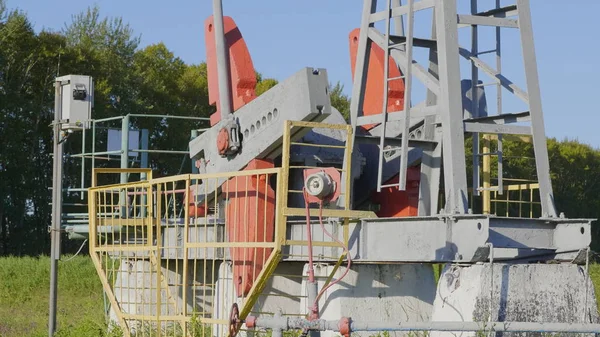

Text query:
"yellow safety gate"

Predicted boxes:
[[87, 121, 373, 337]]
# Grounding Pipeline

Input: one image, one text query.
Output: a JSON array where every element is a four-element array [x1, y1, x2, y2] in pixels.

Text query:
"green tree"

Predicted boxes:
[[63, 5, 140, 120], [329, 81, 350, 121], [0, 9, 66, 254], [131, 43, 209, 176], [255, 71, 278, 96]]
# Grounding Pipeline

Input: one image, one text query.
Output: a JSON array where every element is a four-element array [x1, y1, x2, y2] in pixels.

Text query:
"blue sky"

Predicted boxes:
[[7, 0, 600, 147]]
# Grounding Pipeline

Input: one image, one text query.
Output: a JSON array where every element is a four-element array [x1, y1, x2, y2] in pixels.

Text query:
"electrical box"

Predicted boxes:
[[56, 75, 94, 130]]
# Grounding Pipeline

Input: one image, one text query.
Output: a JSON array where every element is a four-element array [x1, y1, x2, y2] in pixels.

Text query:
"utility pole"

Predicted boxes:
[[49, 80, 64, 337], [48, 75, 93, 336]]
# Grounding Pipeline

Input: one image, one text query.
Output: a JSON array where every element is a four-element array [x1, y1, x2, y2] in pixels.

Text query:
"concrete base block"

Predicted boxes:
[[214, 261, 306, 337], [301, 263, 436, 337], [431, 263, 599, 337], [108, 260, 438, 337]]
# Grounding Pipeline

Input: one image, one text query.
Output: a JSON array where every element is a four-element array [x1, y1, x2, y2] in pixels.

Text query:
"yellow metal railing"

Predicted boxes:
[[89, 168, 285, 337], [476, 134, 541, 218], [488, 182, 541, 218], [87, 120, 374, 337]]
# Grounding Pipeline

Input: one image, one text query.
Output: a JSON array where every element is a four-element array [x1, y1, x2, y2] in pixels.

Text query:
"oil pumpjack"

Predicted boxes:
[[82, 1, 598, 336]]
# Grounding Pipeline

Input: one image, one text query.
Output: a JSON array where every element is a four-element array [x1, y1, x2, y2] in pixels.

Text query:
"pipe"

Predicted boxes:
[[302, 189, 319, 320], [65, 225, 124, 240], [93, 116, 125, 123], [128, 114, 210, 120], [48, 80, 64, 337], [120, 114, 130, 184], [212, 0, 233, 119], [248, 316, 600, 334], [119, 115, 129, 216]]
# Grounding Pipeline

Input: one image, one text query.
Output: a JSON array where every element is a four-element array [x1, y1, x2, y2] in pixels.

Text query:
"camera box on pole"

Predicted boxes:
[[56, 75, 93, 130]]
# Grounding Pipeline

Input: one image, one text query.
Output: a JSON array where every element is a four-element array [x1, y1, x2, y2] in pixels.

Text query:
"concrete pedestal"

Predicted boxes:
[[431, 263, 599, 337], [213, 262, 436, 337], [300, 263, 436, 337]]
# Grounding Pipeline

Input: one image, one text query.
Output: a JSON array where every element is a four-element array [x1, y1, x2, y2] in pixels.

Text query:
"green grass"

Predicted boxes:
[[1, 257, 600, 337], [0, 255, 107, 337]]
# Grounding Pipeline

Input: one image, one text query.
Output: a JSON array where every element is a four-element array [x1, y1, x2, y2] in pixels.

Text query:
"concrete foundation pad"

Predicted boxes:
[[301, 263, 436, 337], [431, 263, 599, 337]]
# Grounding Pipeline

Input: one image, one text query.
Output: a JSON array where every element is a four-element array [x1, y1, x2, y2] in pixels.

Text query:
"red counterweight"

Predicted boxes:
[[205, 16, 258, 126], [222, 159, 276, 297], [370, 166, 420, 217], [349, 28, 405, 131]]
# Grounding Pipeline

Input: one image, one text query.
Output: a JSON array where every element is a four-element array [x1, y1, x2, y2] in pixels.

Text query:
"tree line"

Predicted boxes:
[[1, 2, 599, 256]]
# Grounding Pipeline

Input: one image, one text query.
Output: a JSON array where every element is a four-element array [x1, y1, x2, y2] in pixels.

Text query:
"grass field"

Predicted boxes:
[[0, 255, 108, 337], [1, 256, 600, 337]]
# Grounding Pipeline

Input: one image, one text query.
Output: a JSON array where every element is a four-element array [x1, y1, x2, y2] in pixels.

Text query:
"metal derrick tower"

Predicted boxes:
[[349, 0, 556, 218]]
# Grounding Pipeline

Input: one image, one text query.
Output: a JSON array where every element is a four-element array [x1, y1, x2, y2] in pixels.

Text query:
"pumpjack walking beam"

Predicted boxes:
[[349, 0, 558, 217]]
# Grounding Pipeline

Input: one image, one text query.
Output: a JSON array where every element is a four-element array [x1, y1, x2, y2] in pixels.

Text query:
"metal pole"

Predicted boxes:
[[120, 115, 129, 184], [470, 0, 480, 197], [515, 0, 557, 218], [212, 0, 233, 119], [49, 80, 64, 337], [140, 129, 149, 218], [482, 135, 491, 214], [119, 115, 129, 216], [80, 127, 86, 200], [249, 316, 600, 334]]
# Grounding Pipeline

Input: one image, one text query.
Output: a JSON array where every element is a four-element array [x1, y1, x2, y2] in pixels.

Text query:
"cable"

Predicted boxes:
[[312, 200, 351, 308], [302, 187, 352, 317], [303, 189, 316, 284], [60, 239, 88, 262]]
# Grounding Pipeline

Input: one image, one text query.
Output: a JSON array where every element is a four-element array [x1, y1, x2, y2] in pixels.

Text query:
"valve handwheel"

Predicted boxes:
[[229, 303, 241, 337]]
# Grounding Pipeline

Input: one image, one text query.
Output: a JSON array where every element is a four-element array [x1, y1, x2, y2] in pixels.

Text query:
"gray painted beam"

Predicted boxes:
[[418, 122, 442, 216], [352, 215, 591, 262], [389, 35, 437, 49], [477, 5, 518, 18], [355, 135, 436, 148], [458, 47, 529, 103], [397, 0, 416, 190], [457, 15, 518, 28], [349, 0, 375, 129], [347, 0, 376, 209], [391, 0, 405, 39], [470, 0, 480, 197], [516, 0, 557, 217], [375, 0, 393, 192], [465, 111, 530, 124], [370, 0, 435, 23], [434, 0, 469, 214], [418, 10, 441, 217], [356, 104, 437, 126], [188, 68, 332, 197], [464, 122, 531, 135]]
